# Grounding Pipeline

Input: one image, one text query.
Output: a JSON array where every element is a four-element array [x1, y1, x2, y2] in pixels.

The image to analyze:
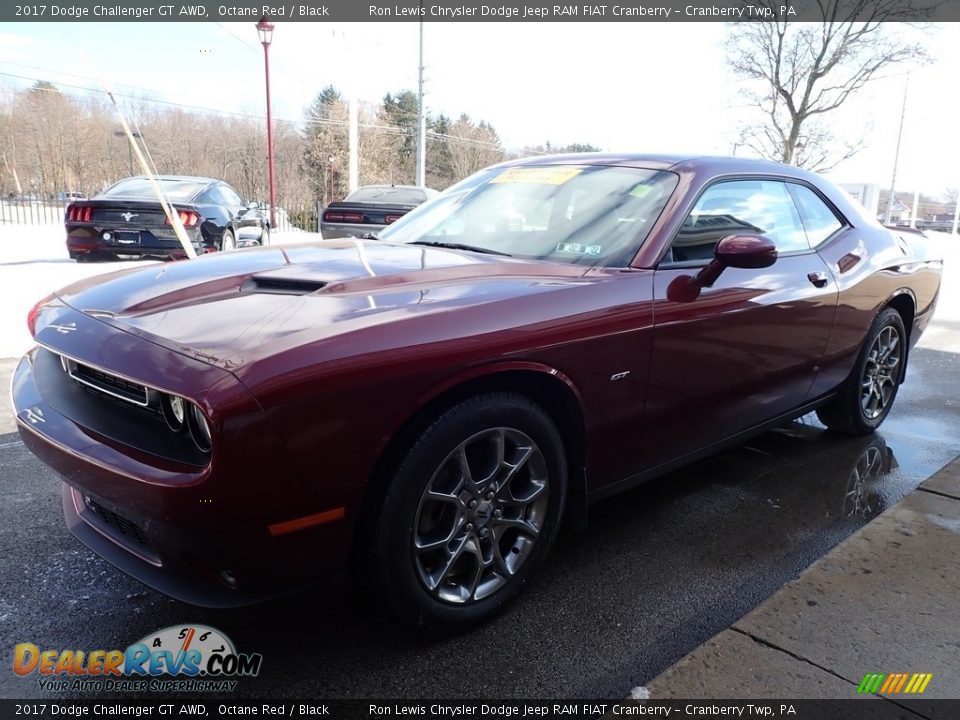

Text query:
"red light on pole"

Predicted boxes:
[[256, 16, 277, 230]]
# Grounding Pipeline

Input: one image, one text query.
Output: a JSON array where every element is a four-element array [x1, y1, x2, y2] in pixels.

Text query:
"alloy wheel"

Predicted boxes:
[[412, 427, 549, 604], [861, 325, 901, 420]]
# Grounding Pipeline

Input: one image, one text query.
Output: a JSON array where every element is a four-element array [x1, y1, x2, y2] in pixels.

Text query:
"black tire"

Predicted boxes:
[[259, 225, 270, 246], [367, 393, 567, 632], [220, 228, 236, 252], [817, 307, 906, 435]]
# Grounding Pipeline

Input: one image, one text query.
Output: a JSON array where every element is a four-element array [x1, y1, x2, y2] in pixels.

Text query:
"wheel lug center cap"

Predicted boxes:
[[471, 500, 493, 526]]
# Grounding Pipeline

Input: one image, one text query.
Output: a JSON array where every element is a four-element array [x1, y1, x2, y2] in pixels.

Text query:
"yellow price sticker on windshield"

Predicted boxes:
[[491, 167, 583, 186]]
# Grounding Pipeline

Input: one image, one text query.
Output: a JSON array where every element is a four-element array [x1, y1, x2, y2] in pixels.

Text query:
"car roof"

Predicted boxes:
[[499, 152, 812, 178], [125, 175, 219, 184], [356, 184, 431, 191]]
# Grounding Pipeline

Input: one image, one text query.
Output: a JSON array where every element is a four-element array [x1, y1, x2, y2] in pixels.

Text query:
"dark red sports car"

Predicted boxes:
[[13, 154, 942, 630]]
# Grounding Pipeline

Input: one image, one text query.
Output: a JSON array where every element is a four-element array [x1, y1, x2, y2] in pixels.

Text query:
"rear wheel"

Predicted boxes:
[[220, 228, 236, 252], [367, 393, 567, 631], [259, 225, 270, 246], [817, 307, 906, 435]]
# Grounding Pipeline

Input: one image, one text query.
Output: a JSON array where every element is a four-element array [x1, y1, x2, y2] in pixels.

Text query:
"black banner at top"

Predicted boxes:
[[3, 0, 959, 23]]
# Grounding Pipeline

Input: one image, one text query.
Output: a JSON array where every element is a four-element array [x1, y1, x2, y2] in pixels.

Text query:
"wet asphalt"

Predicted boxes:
[[1, 338, 959, 700]]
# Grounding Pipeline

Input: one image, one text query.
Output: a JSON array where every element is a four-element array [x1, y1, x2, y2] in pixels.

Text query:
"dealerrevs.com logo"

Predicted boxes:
[[13, 625, 262, 692]]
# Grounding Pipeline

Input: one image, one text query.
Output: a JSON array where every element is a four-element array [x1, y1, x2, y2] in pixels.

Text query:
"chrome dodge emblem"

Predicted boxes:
[[121, 212, 138, 222], [49, 322, 77, 334]]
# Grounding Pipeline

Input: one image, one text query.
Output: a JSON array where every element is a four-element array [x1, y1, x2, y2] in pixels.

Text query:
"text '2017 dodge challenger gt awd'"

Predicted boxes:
[[13, 154, 942, 630]]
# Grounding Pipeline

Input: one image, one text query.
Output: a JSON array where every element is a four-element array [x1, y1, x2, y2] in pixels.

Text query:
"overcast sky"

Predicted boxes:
[[1, 21, 958, 195]]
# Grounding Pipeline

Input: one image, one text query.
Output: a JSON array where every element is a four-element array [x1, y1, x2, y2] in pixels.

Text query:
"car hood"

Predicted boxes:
[[56, 239, 593, 371]]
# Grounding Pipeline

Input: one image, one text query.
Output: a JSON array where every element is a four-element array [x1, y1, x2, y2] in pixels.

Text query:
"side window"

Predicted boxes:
[[196, 189, 217, 205], [219, 185, 243, 206], [789, 184, 845, 247], [669, 180, 809, 262]]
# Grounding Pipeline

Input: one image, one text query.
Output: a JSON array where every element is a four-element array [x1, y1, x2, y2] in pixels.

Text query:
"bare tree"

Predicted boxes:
[[445, 115, 504, 182], [725, 0, 929, 170]]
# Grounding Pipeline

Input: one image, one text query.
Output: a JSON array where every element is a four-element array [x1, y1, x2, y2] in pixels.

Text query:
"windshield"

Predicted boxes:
[[377, 164, 678, 266], [99, 178, 206, 201]]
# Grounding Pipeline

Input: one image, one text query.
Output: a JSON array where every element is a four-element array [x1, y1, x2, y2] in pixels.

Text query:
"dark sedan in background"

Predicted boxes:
[[320, 184, 437, 239], [65, 175, 269, 262], [16, 154, 942, 631]]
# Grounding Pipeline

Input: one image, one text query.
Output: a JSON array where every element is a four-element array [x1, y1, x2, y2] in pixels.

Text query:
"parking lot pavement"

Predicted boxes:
[[642, 457, 960, 703]]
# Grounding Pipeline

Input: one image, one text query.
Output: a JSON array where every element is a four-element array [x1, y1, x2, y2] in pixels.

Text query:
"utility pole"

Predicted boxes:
[[256, 18, 277, 229], [348, 97, 358, 194], [113, 130, 142, 175], [416, 16, 426, 187], [883, 76, 909, 225]]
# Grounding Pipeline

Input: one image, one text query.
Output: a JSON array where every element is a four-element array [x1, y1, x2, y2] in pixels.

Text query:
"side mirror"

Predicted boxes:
[[714, 234, 778, 269], [667, 234, 778, 303], [695, 234, 777, 288]]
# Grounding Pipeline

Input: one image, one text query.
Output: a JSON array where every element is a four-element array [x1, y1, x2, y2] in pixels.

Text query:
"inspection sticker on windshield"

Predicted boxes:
[[556, 243, 602, 255], [492, 167, 583, 185]]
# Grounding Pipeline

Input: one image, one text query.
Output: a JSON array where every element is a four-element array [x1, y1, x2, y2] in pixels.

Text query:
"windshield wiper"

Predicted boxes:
[[409, 240, 513, 257]]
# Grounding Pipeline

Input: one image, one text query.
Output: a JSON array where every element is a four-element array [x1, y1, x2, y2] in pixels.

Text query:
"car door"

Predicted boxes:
[[641, 178, 839, 468], [221, 183, 260, 236]]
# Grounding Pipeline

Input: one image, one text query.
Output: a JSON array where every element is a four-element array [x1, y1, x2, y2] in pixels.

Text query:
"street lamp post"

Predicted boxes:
[[113, 130, 142, 175], [256, 17, 277, 230]]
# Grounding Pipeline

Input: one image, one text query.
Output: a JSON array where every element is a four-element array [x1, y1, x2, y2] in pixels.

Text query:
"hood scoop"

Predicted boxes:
[[243, 275, 328, 295]]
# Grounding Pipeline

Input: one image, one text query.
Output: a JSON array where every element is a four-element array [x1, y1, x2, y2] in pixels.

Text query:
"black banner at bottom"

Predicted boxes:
[[1, 699, 957, 720]]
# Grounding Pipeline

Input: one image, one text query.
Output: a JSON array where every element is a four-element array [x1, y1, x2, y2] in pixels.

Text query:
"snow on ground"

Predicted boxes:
[[0, 222, 323, 359]]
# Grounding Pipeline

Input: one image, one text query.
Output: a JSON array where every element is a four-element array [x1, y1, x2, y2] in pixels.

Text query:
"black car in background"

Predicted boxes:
[[65, 176, 269, 262], [320, 185, 437, 239]]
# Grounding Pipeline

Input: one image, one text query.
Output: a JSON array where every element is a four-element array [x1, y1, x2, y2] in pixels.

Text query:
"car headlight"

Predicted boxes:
[[188, 403, 212, 451], [161, 394, 187, 432]]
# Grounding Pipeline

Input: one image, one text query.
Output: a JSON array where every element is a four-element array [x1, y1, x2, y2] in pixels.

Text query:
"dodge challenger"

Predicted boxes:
[[13, 154, 942, 630]]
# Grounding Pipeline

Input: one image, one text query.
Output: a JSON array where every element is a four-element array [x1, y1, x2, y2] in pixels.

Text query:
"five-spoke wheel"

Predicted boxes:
[[818, 306, 906, 435], [860, 325, 901, 420], [413, 428, 549, 603], [366, 393, 566, 631]]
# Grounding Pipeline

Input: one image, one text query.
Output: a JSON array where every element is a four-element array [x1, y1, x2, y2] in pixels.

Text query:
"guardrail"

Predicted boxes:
[[914, 221, 958, 234]]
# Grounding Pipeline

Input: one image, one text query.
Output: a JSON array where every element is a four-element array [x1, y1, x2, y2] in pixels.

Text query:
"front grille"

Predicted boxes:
[[64, 358, 150, 407], [83, 496, 156, 554], [38, 349, 208, 467]]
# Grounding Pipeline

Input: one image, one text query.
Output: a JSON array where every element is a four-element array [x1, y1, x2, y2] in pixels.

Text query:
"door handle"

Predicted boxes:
[[807, 271, 829, 288]]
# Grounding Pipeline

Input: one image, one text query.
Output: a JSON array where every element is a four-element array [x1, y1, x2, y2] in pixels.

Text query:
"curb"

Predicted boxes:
[[634, 455, 960, 700]]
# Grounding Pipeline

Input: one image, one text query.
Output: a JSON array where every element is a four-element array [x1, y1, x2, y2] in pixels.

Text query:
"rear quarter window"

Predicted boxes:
[[788, 184, 845, 247]]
